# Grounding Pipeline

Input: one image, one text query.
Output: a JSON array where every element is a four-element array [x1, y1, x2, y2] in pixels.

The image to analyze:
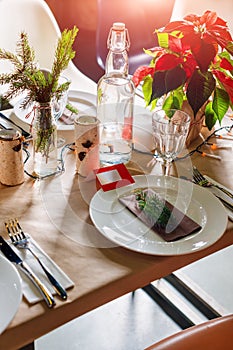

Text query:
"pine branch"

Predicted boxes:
[[0, 50, 22, 70], [16, 32, 36, 72], [0, 26, 78, 105], [52, 27, 78, 74]]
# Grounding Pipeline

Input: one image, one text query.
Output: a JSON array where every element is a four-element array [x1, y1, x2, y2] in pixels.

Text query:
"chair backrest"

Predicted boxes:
[[170, 0, 233, 35], [0, 0, 96, 93], [145, 314, 233, 350]]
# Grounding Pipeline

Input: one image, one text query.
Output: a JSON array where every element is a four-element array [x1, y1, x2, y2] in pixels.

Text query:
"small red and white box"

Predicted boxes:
[[94, 163, 135, 192]]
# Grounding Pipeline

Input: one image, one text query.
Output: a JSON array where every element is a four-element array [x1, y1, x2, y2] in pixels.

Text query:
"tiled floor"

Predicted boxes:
[[177, 245, 233, 315], [35, 245, 233, 350], [35, 288, 181, 350]]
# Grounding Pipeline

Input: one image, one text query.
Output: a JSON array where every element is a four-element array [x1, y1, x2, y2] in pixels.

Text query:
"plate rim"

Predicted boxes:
[[13, 89, 97, 131], [0, 254, 22, 334], [89, 174, 228, 256]]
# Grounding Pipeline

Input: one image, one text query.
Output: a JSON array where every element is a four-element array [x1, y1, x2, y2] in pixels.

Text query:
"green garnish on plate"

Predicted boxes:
[[134, 188, 177, 229]]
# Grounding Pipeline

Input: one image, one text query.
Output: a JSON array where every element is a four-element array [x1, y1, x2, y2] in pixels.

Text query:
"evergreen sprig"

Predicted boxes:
[[135, 189, 177, 229], [0, 26, 78, 107]]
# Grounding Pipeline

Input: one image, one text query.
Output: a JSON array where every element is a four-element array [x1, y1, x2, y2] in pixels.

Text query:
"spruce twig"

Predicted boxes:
[[135, 189, 177, 229], [0, 26, 78, 107]]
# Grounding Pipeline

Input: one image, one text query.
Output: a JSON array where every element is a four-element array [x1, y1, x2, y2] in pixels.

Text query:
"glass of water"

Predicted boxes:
[[152, 109, 191, 176]]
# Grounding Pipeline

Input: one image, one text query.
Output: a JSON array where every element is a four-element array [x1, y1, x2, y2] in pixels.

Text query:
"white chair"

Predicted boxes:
[[0, 0, 97, 94], [170, 0, 233, 35]]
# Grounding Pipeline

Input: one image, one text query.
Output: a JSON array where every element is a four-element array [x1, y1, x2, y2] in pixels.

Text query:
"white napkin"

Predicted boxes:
[[204, 176, 233, 222], [4, 236, 74, 304]]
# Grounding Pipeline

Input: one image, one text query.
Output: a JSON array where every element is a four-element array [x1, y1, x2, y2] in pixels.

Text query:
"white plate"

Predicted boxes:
[[0, 254, 22, 334], [13, 90, 97, 131], [89, 175, 228, 255]]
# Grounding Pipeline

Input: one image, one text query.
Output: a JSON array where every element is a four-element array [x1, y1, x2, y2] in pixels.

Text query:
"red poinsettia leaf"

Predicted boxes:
[[168, 35, 183, 53], [154, 31, 183, 53], [183, 14, 200, 23], [181, 32, 201, 51], [220, 58, 233, 71], [188, 10, 226, 29], [132, 66, 155, 87], [206, 28, 232, 51], [213, 70, 233, 103], [155, 53, 183, 71], [214, 37, 232, 51], [200, 10, 218, 26], [162, 20, 190, 33], [209, 25, 232, 41], [212, 17, 228, 27], [150, 66, 186, 101], [216, 18, 229, 26], [186, 69, 216, 116], [182, 54, 197, 79], [191, 40, 217, 72], [178, 10, 232, 50]]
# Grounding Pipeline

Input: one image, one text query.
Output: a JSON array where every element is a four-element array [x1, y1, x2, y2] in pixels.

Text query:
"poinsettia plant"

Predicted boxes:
[[132, 10, 233, 130]]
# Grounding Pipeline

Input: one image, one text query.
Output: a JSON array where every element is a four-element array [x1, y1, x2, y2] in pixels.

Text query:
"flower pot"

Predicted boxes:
[[32, 102, 58, 177], [182, 101, 207, 147]]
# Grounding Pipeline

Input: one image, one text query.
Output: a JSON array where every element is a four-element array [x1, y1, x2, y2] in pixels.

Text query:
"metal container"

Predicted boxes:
[[0, 129, 25, 186]]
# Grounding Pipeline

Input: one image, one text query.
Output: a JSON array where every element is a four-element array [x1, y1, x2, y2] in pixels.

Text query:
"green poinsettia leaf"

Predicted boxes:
[[163, 95, 178, 110], [150, 99, 157, 110], [226, 42, 233, 56], [212, 87, 230, 122], [172, 88, 185, 106], [205, 102, 218, 130], [142, 75, 153, 106], [157, 32, 169, 49], [218, 51, 232, 61], [186, 69, 216, 116], [150, 66, 186, 102], [162, 90, 183, 111], [143, 48, 154, 57]]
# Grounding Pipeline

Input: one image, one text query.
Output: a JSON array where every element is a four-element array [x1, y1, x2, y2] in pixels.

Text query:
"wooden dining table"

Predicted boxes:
[[0, 109, 233, 350]]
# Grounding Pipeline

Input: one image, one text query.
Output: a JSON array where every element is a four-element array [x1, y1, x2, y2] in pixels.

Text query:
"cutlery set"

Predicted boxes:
[[192, 167, 233, 213], [192, 167, 233, 200], [0, 219, 68, 308]]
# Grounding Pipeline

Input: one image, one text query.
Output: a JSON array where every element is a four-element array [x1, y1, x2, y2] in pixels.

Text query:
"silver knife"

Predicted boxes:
[[215, 195, 233, 212], [0, 236, 55, 308], [0, 112, 32, 139]]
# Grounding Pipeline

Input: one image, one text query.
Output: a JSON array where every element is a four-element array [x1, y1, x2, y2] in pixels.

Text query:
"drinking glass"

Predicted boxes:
[[152, 109, 190, 176]]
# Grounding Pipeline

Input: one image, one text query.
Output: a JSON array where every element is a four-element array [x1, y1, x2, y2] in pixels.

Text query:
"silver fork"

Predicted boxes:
[[193, 167, 233, 200], [5, 219, 67, 300]]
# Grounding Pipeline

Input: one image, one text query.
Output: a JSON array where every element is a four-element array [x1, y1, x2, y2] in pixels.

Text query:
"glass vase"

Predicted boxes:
[[32, 102, 58, 177]]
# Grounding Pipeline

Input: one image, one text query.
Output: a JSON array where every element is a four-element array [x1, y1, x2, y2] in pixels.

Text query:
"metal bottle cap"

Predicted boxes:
[[0, 128, 20, 140], [112, 22, 125, 31]]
